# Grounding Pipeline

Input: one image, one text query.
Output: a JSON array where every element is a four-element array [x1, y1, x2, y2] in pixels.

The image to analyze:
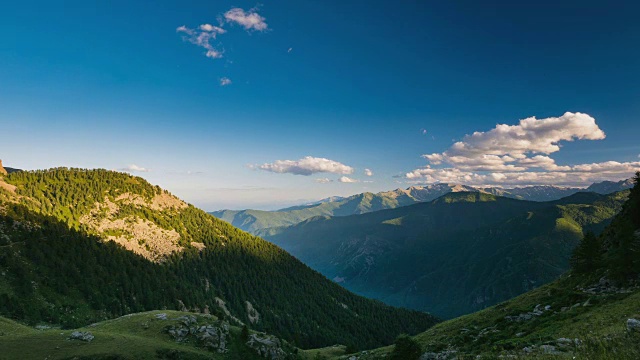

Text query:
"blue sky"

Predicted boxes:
[[1, 0, 639, 210]]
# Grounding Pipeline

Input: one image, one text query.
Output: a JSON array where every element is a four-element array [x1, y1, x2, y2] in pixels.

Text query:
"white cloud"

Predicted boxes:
[[200, 24, 226, 33], [220, 77, 232, 86], [406, 162, 640, 186], [315, 178, 333, 184], [224, 8, 268, 31], [364, 168, 373, 176], [287, 47, 293, 53], [257, 156, 354, 176], [338, 176, 359, 183], [421, 112, 605, 172], [177, 24, 225, 60], [405, 112, 640, 186], [121, 164, 150, 173]]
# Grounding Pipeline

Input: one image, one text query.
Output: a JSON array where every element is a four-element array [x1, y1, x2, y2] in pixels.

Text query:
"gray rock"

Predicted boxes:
[[420, 350, 457, 360], [246, 333, 288, 359], [69, 331, 94, 342], [196, 324, 229, 353], [178, 315, 198, 327], [505, 304, 551, 322], [539, 345, 561, 355], [627, 318, 640, 332], [166, 319, 229, 353], [155, 313, 168, 320]]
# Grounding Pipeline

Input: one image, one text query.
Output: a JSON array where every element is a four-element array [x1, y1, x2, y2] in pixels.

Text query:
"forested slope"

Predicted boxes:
[[0, 168, 438, 350]]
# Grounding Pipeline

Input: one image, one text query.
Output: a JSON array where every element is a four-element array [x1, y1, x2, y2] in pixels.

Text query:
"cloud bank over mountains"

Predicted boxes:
[[406, 112, 640, 186]]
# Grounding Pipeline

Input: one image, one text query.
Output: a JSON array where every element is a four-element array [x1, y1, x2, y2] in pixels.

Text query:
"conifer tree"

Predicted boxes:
[[571, 231, 602, 273], [241, 325, 249, 342], [389, 334, 422, 360]]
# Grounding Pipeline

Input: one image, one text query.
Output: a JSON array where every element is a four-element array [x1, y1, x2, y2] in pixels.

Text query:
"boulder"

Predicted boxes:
[[246, 333, 287, 359], [539, 345, 561, 355], [69, 331, 94, 342], [505, 304, 551, 322], [627, 318, 640, 332], [165, 317, 229, 353], [178, 315, 198, 327], [196, 324, 229, 353]]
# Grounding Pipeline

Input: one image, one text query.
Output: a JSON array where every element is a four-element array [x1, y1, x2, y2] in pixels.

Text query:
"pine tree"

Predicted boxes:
[[240, 325, 249, 342], [571, 231, 602, 273], [608, 172, 640, 279], [389, 334, 422, 360], [629, 172, 640, 228]]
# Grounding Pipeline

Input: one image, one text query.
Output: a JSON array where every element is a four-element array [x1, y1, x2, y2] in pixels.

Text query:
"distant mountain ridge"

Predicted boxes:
[[263, 190, 630, 319], [211, 179, 634, 233], [352, 174, 640, 360]]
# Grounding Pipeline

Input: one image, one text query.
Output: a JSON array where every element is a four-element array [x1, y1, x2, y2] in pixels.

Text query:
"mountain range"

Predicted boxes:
[[0, 168, 437, 350], [262, 190, 629, 319], [0, 165, 638, 359], [351, 172, 640, 360], [211, 179, 634, 234]]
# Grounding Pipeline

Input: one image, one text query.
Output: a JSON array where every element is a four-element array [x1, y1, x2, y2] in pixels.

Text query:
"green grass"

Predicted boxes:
[[300, 345, 347, 359], [331, 273, 640, 359], [0, 310, 283, 360]]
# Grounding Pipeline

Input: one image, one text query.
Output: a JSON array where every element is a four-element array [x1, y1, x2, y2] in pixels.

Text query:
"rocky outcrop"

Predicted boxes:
[[80, 196, 183, 261], [420, 350, 457, 359], [165, 315, 230, 353], [579, 277, 631, 295], [505, 304, 551, 322], [69, 331, 94, 342], [0, 160, 7, 176], [627, 318, 640, 332], [246, 333, 287, 359], [520, 338, 581, 356], [214, 297, 243, 325], [246, 301, 260, 324]]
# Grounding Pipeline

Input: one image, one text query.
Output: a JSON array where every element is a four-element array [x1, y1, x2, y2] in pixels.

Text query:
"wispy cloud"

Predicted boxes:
[[364, 168, 373, 176], [315, 178, 333, 183], [287, 47, 293, 53], [255, 156, 354, 176], [405, 112, 640, 186], [224, 8, 268, 31], [177, 23, 226, 59], [220, 77, 232, 86], [338, 176, 359, 183], [120, 164, 150, 173], [177, 7, 267, 63]]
